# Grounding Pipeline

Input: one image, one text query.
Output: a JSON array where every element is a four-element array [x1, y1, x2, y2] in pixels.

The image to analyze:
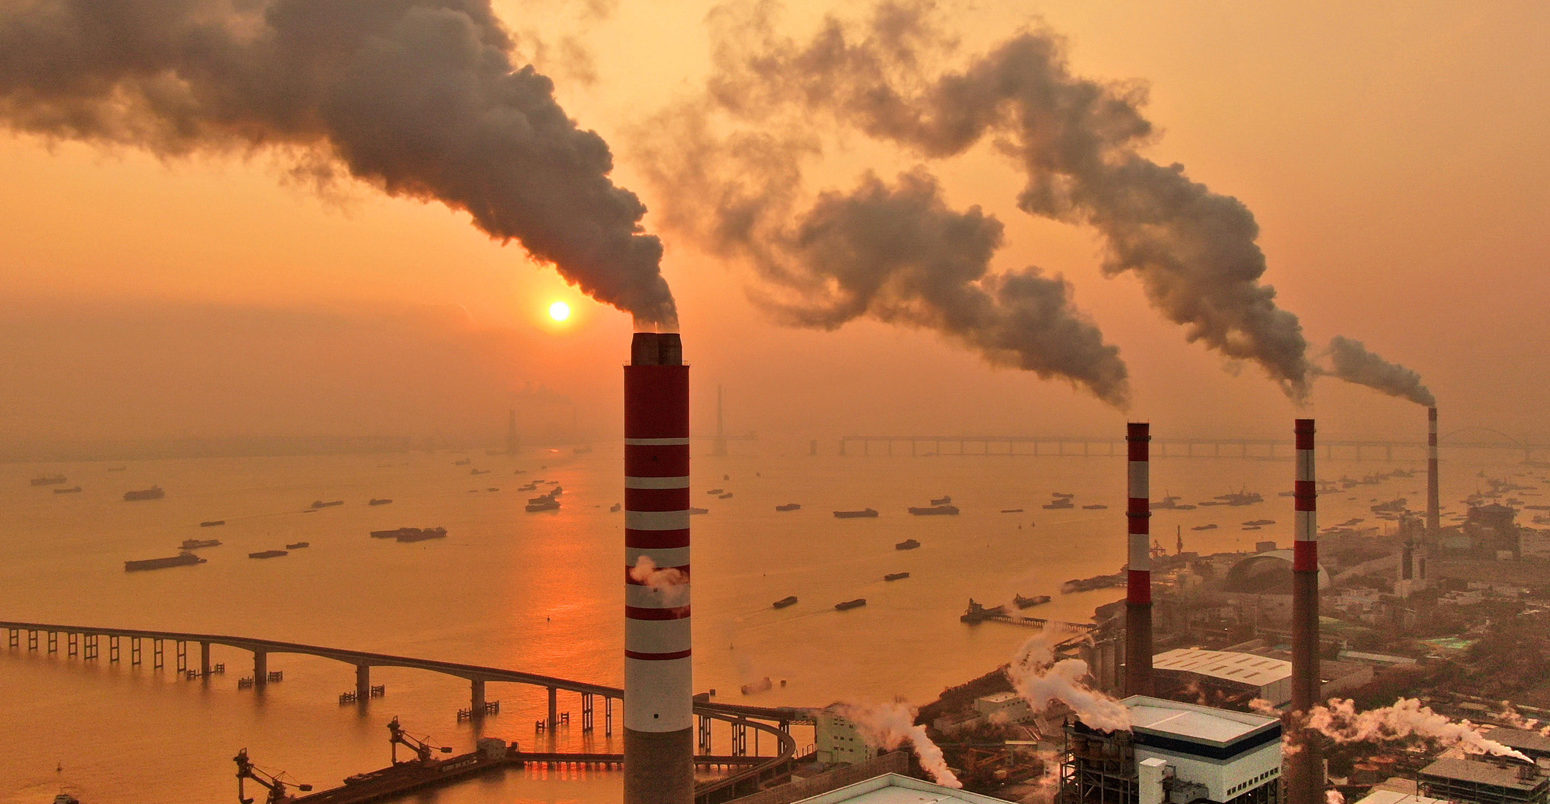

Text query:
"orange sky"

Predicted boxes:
[[1, 1, 1546, 455]]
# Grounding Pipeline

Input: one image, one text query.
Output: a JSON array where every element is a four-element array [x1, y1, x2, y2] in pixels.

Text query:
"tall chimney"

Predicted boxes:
[[1125, 422, 1153, 697], [624, 332, 694, 803], [1289, 418, 1322, 804], [1425, 407, 1439, 579]]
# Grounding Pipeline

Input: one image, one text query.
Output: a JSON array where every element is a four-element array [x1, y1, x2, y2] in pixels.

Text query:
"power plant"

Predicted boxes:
[[623, 332, 694, 803]]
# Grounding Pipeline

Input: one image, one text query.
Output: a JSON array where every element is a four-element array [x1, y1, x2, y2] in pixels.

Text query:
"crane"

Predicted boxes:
[[387, 716, 452, 765], [234, 748, 311, 804]]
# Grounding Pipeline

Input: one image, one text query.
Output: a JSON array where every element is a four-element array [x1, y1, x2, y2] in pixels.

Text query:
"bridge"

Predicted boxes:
[[837, 431, 1550, 463], [1, 619, 808, 803]]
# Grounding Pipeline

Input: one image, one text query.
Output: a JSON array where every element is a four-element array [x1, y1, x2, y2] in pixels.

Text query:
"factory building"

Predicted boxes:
[[814, 710, 878, 766], [1152, 649, 1293, 709], [1061, 696, 1282, 804], [790, 773, 1014, 803], [1417, 757, 1550, 804]]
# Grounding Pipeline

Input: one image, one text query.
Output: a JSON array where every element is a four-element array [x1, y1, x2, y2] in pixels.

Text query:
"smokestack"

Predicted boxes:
[[624, 332, 693, 803], [1426, 406, 1440, 560], [1290, 418, 1322, 804], [1125, 422, 1153, 697]]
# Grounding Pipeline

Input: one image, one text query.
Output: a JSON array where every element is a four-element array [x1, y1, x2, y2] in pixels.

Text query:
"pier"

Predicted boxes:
[[3, 619, 811, 803]]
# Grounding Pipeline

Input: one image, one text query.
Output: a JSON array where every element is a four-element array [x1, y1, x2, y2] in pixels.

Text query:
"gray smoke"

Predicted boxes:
[[0, 0, 674, 327], [1324, 336, 1435, 407], [698, 1, 1311, 396], [636, 99, 1129, 405]]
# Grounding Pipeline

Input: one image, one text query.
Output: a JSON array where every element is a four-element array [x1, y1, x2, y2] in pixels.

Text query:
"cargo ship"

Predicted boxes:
[[895, 538, 920, 551], [959, 599, 1008, 623], [834, 598, 866, 611], [525, 495, 559, 512], [883, 572, 910, 582], [775, 503, 801, 512], [369, 498, 393, 506], [199, 520, 225, 527], [249, 550, 288, 559], [1013, 593, 1051, 609], [125, 552, 205, 572], [1041, 498, 1073, 510], [179, 539, 222, 550], [53, 486, 82, 494], [930, 495, 952, 506], [310, 499, 344, 509], [772, 596, 798, 609], [1214, 489, 1264, 506], [286, 541, 310, 549], [707, 488, 725, 495], [718, 492, 733, 499], [907, 505, 958, 516], [833, 508, 879, 519], [396, 528, 446, 543], [1000, 508, 1024, 513], [31, 474, 67, 486], [689, 507, 710, 515], [470, 468, 489, 475], [124, 486, 164, 501], [1081, 504, 1108, 510]]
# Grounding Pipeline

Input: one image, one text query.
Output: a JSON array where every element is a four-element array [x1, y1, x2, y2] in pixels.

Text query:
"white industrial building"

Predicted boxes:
[[1153, 648, 1293, 708], [1063, 696, 1283, 804]]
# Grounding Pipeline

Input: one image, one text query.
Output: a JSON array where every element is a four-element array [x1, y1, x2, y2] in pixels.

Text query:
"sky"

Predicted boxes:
[[1, 0, 1547, 458]]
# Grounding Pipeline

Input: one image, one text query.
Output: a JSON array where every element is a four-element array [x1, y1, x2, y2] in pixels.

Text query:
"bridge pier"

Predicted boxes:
[[110, 635, 120, 662], [253, 649, 267, 686], [176, 641, 186, 673], [547, 686, 558, 728], [581, 692, 594, 732], [605, 696, 613, 736], [732, 719, 748, 756], [356, 664, 370, 701], [83, 634, 98, 661], [470, 679, 486, 720], [6, 627, 14, 648], [153, 638, 164, 669], [28, 629, 37, 651], [838, 439, 845, 457], [201, 641, 211, 677], [129, 636, 138, 664], [67, 632, 78, 657], [698, 714, 712, 753]]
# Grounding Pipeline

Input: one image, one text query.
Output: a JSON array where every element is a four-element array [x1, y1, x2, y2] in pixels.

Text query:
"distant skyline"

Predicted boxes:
[[2, 1, 1546, 458]]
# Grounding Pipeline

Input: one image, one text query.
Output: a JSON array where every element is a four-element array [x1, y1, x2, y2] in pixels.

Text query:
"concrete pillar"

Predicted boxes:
[[201, 641, 211, 677], [548, 686, 558, 728], [253, 649, 268, 686], [356, 665, 370, 700], [471, 679, 486, 717]]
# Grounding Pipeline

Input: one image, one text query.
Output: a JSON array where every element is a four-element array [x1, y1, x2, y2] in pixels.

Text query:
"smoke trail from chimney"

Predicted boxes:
[[832, 702, 962, 788], [635, 117, 1131, 404], [1007, 632, 1131, 733], [685, 1, 1311, 396], [1300, 698, 1530, 763], [0, 0, 675, 327], [1322, 337, 1435, 406]]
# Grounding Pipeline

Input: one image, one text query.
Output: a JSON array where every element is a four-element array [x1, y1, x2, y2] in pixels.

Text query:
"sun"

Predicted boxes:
[[548, 301, 571, 323]]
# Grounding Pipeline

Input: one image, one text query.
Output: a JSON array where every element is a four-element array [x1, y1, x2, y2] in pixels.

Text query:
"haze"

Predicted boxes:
[[2, 1, 1547, 460]]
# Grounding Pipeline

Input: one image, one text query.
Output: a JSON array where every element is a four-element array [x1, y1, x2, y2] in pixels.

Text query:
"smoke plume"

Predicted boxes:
[[686, 1, 1311, 396], [1300, 698, 1528, 762], [1007, 633, 1130, 732], [0, 0, 674, 326], [629, 555, 688, 608], [636, 120, 1130, 404], [1322, 337, 1435, 406], [833, 702, 961, 788]]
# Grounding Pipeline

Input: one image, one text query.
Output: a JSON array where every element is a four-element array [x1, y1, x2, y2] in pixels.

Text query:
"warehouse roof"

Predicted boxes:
[[1125, 695, 1279, 746], [795, 773, 1014, 803], [1420, 758, 1545, 792], [1154, 648, 1292, 688]]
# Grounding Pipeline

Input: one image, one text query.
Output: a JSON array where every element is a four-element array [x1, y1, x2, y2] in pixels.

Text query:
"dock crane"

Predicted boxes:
[[387, 716, 452, 766], [234, 748, 311, 804]]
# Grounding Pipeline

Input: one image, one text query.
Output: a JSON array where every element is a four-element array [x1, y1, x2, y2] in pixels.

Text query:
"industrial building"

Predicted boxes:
[[1152, 649, 1292, 708], [791, 773, 1014, 803], [1060, 696, 1282, 804], [1417, 757, 1550, 804], [1482, 727, 1550, 762]]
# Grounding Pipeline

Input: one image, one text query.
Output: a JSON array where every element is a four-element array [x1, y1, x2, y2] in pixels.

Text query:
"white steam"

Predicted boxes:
[[1007, 633, 1130, 733], [629, 555, 688, 607], [834, 701, 962, 788], [1302, 698, 1529, 762]]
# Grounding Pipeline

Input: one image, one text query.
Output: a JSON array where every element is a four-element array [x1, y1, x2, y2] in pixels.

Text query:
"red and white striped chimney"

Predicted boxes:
[[1425, 407, 1439, 581], [624, 333, 694, 803], [1290, 418, 1322, 804], [1125, 422, 1153, 697]]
